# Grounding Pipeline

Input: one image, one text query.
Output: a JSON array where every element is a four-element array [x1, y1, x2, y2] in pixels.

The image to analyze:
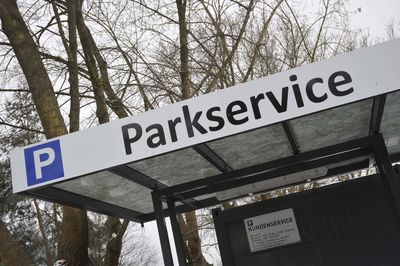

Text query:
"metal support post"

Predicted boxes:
[[152, 191, 174, 266], [167, 199, 188, 266], [373, 134, 400, 223]]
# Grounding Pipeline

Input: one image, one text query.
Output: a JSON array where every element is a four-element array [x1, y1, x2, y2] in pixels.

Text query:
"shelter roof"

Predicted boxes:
[[10, 39, 400, 222]]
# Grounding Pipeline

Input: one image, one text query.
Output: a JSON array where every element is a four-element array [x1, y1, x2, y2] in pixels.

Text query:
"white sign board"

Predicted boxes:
[[244, 208, 301, 252], [10, 39, 400, 193]]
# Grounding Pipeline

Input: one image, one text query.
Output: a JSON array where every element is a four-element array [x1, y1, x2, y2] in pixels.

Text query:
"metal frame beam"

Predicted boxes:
[[111, 165, 167, 190], [373, 133, 400, 222], [137, 197, 221, 222], [27, 186, 144, 222], [152, 191, 174, 266], [193, 143, 233, 172], [164, 160, 371, 217], [154, 136, 374, 199], [282, 121, 300, 154], [179, 147, 370, 200], [167, 200, 188, 266], [369, 95, 386, 135]]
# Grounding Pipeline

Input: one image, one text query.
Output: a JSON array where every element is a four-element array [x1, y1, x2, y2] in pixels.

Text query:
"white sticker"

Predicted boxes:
[[244, 208, 301, 252]]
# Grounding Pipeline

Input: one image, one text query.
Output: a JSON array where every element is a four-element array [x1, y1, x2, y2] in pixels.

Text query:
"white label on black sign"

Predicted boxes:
[[244, 208, 300, 252]]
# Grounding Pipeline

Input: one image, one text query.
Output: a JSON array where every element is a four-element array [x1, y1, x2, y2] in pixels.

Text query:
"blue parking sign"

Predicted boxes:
[[24, 140, 64, 186]]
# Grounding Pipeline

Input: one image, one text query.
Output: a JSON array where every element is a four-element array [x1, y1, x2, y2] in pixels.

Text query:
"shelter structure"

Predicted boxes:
[[10, 39, 400, 265]]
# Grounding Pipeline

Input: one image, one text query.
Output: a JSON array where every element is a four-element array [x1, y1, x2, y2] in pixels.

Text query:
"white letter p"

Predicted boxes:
[[33, 148, 55, 179]]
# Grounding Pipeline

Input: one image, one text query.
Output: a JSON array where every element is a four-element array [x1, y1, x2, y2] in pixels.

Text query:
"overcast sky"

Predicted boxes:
[[347, 0, 400, 37]]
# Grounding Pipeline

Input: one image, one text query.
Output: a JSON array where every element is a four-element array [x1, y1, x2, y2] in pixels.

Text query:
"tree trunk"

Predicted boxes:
[[104, 218, 129, 266], [176, 0, 191, 99], [57, 207, 89, 266], [75, 0, 128, 119], [0, 1, 90, 265], [33, 199, 54, 266], [178, 212, 212, 266], [66, 0, 80, 133], [0, 220, 32, 266], [75, 0, 109, 124], [0, 0, 66, 138]]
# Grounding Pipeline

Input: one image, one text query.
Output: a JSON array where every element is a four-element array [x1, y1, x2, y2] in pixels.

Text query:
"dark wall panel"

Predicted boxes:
[[213, 175, 400, 266]]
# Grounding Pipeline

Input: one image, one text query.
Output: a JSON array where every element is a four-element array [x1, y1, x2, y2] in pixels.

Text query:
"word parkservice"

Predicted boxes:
[[122, 70, 353, 154]]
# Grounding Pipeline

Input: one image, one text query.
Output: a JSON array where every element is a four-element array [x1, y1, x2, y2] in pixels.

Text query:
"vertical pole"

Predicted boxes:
[[167, 199, 188, 266], [152, 191, 174, 266], [373, 134, 400, 223]]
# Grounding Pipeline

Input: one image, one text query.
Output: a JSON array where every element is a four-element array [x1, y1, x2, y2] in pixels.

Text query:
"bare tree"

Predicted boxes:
[[0, 0, 378, 265]]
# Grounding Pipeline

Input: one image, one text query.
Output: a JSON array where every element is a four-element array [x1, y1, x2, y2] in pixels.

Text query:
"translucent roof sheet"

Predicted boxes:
[[128, 148, 220, 186], [55, 171, 154, 214], [381, 91, 400, 154], [207, 124, 292, 170], [291, 99, 372, 152]]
